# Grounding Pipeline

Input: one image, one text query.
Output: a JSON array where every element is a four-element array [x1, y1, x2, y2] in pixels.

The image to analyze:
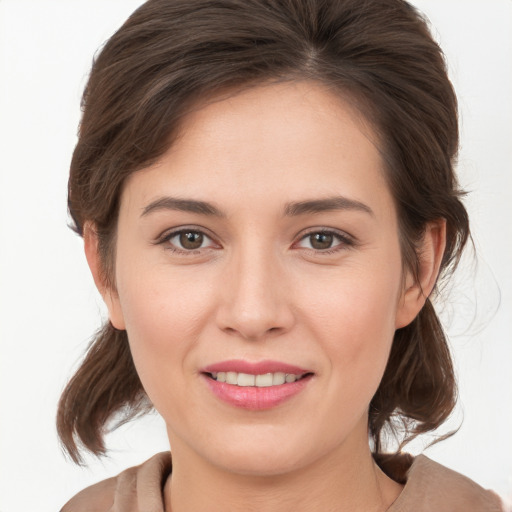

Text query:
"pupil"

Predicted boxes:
[[180, 231, 203, 250], [311, 233, 333, 250]]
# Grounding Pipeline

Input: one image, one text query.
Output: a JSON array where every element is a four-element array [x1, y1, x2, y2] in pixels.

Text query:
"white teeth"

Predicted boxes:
[[210, 371, 304, 386], [226, 371, 238, 385], [255, 373, 273, 387], [237, 373, 256, 387], [272, 372, 286, 385]]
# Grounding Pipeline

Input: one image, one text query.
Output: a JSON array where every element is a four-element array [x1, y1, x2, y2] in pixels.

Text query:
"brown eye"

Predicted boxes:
[[179, 231, 204, 250], [161, 228, 218, 254], [309, 232, 334, 250], [296, 230, 352, 253]]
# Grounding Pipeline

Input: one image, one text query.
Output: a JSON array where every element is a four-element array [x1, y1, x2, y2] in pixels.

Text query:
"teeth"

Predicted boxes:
[[272, 372, 286, 385], [210, 371, 303, 387], [238, 373, 256, 387], [255, 373, 273, 387], [226, 371, 238, 385]]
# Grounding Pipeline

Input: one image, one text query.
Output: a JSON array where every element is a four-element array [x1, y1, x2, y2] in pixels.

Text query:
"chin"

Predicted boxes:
[[195, 425, 338, 478], [211, 447, 308, 477]]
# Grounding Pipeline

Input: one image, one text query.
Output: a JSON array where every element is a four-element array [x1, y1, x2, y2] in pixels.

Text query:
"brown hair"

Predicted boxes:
[[57, 0, 469, 464]]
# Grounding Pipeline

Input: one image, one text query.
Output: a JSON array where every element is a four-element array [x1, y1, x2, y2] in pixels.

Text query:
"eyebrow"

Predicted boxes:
[[140, 195, 373, 218], [284, 196, 374, 217], [141, 197, 225, 217]]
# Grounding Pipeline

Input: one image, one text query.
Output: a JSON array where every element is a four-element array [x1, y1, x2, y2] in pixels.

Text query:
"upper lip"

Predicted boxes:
[[202, 359, 311, 376]]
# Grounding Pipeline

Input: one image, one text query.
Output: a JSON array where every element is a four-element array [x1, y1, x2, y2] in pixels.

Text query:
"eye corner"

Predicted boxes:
[[154, 226, 222, 255], [293, 228, 356, 254]]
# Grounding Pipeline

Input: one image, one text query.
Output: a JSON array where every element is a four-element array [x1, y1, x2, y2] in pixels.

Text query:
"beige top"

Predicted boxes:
[[61, 452, 505, 511], [385, 455, 504, 511]]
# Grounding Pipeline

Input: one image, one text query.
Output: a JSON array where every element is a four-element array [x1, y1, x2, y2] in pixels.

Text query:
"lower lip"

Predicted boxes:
[[202, 374, 312, 410]]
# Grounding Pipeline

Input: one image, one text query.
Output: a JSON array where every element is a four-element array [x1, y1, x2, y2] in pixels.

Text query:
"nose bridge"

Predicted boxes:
[[217, 236, 293, 340]]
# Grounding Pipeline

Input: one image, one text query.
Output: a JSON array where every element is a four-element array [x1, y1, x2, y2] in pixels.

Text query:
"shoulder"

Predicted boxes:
[[60, 475, 117, 512], [60, 452, 172, 512], [388, 455, 505, 512]]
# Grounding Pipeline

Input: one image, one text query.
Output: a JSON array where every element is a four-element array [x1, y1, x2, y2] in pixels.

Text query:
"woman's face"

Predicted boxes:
[[102, 81, 417, 475]]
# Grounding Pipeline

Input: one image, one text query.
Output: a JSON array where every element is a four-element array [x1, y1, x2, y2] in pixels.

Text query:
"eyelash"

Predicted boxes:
[[155, 227, 218, 255], [295, 229, 355, 255], [155, 227, 355, 256]]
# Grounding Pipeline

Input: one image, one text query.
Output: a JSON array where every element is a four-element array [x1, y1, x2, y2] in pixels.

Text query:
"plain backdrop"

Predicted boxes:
[[0, 1, 511, 510]]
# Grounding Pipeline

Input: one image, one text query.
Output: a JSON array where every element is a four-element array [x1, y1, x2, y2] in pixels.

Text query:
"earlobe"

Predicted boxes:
[[395, 220, 446, 329], [83, 223, 126, 330]]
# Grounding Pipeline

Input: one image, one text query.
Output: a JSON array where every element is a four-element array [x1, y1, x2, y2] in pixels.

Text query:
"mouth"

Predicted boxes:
[[206, 371, 311, 387], [201, 360, 314, 410]]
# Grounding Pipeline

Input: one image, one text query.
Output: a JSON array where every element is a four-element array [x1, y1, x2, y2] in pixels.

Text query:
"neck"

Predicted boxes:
[[164, 428, 402, 512]]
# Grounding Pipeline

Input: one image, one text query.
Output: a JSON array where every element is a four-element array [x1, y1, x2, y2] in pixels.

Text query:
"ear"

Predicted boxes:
[[395, 220, 446, 329], [83, 222, 126, 330]]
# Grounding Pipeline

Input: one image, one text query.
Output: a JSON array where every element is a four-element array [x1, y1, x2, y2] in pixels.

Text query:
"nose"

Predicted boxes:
[[215, 245, 295, 341]]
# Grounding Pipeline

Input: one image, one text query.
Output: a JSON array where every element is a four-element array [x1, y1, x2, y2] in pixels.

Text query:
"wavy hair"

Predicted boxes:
[[57, 0, 469, 463]]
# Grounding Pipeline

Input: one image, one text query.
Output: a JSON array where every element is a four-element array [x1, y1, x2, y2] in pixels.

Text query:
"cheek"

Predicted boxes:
[[299, 261, 402, 393], [114, 259, 214, 397]]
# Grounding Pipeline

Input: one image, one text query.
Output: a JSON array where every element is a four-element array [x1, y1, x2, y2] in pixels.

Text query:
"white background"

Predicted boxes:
[[0, 1, 511, 510]]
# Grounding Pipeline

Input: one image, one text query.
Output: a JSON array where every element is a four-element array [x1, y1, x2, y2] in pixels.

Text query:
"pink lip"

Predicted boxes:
[[202, 359, 309, 375], [201, 359, 313, 411]]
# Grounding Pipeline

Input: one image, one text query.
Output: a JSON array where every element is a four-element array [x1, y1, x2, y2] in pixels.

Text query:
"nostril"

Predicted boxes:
[[216, 296, 295, 341]]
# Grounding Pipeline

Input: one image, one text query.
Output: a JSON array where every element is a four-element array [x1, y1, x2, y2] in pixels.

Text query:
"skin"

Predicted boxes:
[[85, 81, 445, 511]]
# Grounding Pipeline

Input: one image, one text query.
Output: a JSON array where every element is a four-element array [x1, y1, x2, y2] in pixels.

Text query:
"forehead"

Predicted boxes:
[[121, 81, 392, 218]]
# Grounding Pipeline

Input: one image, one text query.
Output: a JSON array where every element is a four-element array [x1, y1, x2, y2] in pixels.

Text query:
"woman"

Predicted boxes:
[[57, 0, 505, 510]]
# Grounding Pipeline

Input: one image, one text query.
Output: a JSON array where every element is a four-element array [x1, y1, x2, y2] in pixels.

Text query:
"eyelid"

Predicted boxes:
[[293, 227, 356, 252], [153, 225, 355, 254], [154, 225, 221, 252]]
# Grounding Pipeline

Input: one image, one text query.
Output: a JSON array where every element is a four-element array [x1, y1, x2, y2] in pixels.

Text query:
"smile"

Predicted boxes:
[[208, 371, 306, 387], [201, 360, 314, 410]]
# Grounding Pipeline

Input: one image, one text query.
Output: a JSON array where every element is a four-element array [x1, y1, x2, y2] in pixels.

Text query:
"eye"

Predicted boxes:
[[296, 230, 353, 252], [159, 228, 218, 253]]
